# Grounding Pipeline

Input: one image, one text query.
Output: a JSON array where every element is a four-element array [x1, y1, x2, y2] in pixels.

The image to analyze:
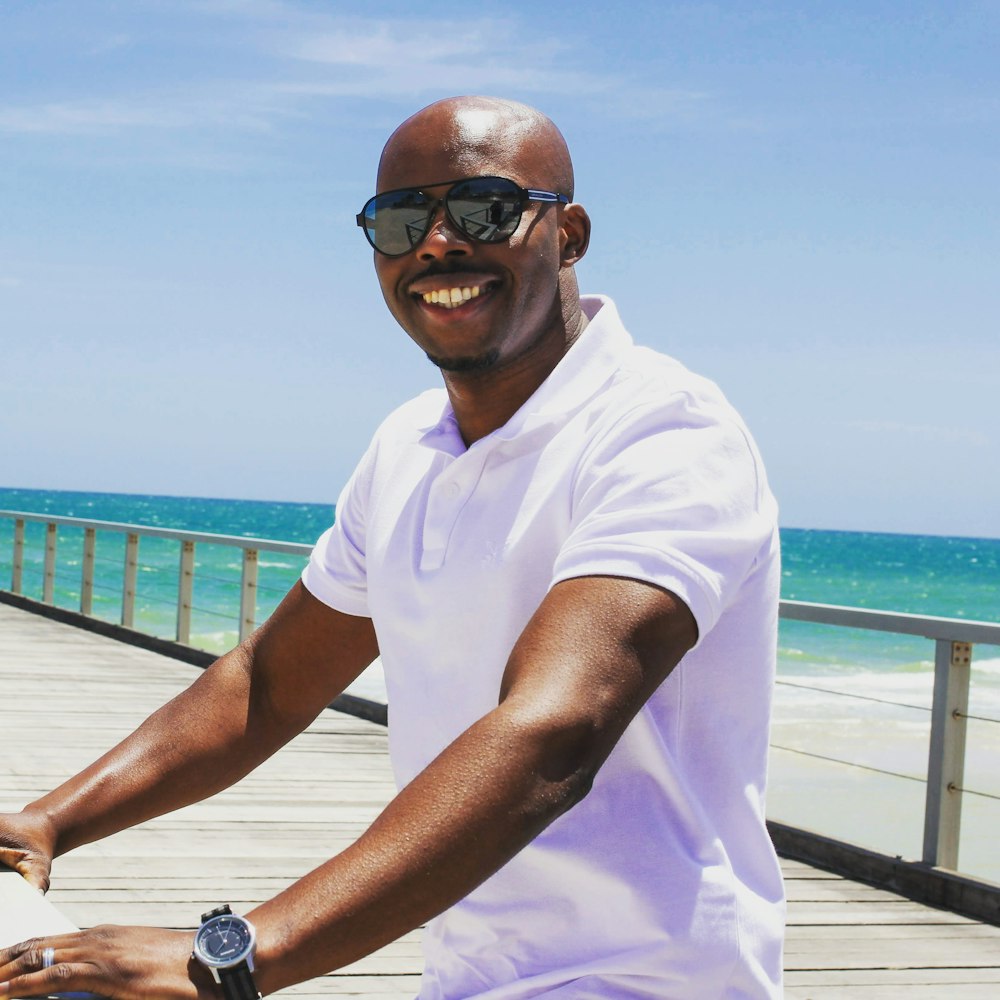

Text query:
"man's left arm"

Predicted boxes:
[[247, 573, 696, 993]]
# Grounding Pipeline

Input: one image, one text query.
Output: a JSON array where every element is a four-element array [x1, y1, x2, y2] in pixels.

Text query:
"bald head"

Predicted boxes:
[[377, 96, 575, 198]]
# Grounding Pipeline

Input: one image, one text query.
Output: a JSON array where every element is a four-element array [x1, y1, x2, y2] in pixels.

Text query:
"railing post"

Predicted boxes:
[[922, 639, 972, 869], [239, 548, 258, 643], [122, 532, 139, 628], [42, 522, 57, 604], [12, 518, 25, 593], [81, 527, 96, 615], [176, 540, 195, 644]]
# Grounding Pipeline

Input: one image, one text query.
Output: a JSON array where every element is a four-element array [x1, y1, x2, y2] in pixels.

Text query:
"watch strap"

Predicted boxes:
[[218, 962, 262, 1000], [202, 903, 233, 922]]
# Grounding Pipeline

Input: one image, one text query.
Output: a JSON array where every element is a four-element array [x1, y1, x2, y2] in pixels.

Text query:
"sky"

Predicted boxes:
[[1, 0, 998, 538]]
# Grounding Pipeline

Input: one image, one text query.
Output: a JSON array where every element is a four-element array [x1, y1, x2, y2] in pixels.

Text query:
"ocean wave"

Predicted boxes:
[[775, 665, 1000, 716], [974, 656, 1000, 676]]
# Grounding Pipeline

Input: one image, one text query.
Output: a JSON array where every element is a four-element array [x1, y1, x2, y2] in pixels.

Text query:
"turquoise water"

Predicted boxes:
[[2, 485, 999, 877], [0, 487, 333, 544]]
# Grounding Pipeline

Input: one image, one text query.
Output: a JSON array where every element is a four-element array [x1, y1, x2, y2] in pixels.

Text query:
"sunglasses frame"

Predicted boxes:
[[356, 175, 569, 257]]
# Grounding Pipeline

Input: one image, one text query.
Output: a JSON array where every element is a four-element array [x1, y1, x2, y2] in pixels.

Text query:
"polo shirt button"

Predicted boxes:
[[446, 482, 461, 497]]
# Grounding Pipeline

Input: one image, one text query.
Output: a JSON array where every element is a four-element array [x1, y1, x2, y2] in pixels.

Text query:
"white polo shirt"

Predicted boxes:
[[304, 295, 784, 998]]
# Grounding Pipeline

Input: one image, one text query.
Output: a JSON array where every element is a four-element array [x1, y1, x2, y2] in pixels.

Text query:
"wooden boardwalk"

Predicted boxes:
[[2, 602, 1000, 998]]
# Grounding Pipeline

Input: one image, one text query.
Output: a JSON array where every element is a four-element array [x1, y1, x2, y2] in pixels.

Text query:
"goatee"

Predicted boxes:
[[425, 348, 501, 373]]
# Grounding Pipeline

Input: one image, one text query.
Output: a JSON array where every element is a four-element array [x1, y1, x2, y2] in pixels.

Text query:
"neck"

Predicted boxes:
[[444, 299, 589, 448]]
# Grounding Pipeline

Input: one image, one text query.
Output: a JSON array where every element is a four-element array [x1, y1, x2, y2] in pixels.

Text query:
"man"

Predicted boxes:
[[0, 96, 784, 998]]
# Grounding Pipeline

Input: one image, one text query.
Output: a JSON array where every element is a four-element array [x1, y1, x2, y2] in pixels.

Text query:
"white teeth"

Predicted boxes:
[[421, 285, 484, 309]]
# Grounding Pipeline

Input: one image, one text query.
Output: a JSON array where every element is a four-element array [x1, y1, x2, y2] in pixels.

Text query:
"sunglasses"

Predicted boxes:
[[356, 175, 569, 257]]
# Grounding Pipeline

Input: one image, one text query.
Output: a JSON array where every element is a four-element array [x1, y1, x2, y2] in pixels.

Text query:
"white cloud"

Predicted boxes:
[[263, 16, 616, 101], [0, 90, 286, 136], [0, 101, 188, 134], [0, 11, 712, 139], [287, 23, 501, 67]]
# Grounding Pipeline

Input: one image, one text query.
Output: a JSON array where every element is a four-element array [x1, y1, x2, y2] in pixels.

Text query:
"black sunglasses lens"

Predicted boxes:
[[447, 178, 523, 243], [362, 189, 433, 256], [361, 177, 527, 255]]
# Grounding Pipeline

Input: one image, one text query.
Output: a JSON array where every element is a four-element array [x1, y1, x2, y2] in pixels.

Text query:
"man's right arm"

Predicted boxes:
[[0, 582, 379, 890]]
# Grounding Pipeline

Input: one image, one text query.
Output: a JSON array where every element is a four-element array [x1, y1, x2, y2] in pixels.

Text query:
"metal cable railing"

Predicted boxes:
[[958, 710, 1000, 725], [776, 676, 1000, 728], [773, 672, 1000, 814], [775, 677, 932, 714], [770, 743, 927, 785]]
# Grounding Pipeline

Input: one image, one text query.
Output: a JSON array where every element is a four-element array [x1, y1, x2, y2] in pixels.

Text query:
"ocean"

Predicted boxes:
[[1, 485, 998, 881]]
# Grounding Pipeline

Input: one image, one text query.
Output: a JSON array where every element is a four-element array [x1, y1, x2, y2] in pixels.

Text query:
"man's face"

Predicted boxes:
[[372, 108, 568, 374]]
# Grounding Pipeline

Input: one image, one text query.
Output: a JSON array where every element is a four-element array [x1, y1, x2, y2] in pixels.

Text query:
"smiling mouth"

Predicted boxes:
[[414, 281, 498, 310]]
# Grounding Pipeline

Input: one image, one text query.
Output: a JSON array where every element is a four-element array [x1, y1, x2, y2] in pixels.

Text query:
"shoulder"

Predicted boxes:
[[573, 307, 770, 510], [624, 347, 735, 417], [593, 345, 755, 466], [581, 295, 745, 433]]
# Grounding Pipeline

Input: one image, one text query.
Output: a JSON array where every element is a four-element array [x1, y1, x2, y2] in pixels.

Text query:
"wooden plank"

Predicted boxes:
[[783, 880, 936, 903], [277, 976, 423, 997], [784, 936, 1000, 969], [787, 967, 1000, 986], [787, 923, 1000, 941], [786, 903, 979, 926], [786, 983, 1000, 1000]]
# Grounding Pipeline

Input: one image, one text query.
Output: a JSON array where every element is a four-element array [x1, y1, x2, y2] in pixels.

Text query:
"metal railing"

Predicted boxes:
[[0, 509, 311, 645], [2, 509, 998, 875], [776, 601, 1000, 871]]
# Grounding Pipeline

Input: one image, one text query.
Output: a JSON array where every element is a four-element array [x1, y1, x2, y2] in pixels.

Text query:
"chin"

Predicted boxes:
[[425, 348, 501, 373]]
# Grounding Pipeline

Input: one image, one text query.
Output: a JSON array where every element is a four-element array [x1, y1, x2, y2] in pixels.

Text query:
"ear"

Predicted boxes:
[[559, 203, 591, 267]]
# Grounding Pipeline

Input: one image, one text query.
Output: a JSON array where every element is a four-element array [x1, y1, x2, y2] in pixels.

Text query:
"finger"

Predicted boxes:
[[20, 864, 51, 894], [0, 936, 104, 998], [0, 960, 95, 1000], [0, 939, 56, 996], [0, 937, 42, 982], [0, 846, 52, 893], [0, 935, 81, 982]]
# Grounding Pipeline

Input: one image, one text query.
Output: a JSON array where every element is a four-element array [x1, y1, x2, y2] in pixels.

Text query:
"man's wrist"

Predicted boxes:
[[18, 803, 60, 858]]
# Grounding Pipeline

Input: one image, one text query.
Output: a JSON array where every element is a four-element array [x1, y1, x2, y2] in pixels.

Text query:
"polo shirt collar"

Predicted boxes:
[[418, 295, 632, 454]]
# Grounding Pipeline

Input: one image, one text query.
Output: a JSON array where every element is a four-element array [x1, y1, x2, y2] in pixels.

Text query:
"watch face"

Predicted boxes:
[[195, 914, 255, 966]]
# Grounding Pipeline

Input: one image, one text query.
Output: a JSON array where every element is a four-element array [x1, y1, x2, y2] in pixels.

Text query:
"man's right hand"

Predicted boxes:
[[0, 809, 57, 893]]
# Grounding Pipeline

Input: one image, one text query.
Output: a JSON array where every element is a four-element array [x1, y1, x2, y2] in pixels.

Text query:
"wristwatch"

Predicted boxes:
[[192, 904, 262, 1000]]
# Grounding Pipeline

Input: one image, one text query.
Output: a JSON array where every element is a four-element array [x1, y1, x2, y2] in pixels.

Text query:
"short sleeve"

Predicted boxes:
[[551, 393, 777, 645], [301, 438, 378, 617]]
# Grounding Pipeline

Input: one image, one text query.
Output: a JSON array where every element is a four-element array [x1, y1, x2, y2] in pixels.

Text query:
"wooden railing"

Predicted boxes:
[[2, 509, 999, 876]]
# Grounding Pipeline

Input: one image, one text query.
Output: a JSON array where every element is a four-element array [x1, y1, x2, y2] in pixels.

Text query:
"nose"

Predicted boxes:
[[417, 201, 472, 261]]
